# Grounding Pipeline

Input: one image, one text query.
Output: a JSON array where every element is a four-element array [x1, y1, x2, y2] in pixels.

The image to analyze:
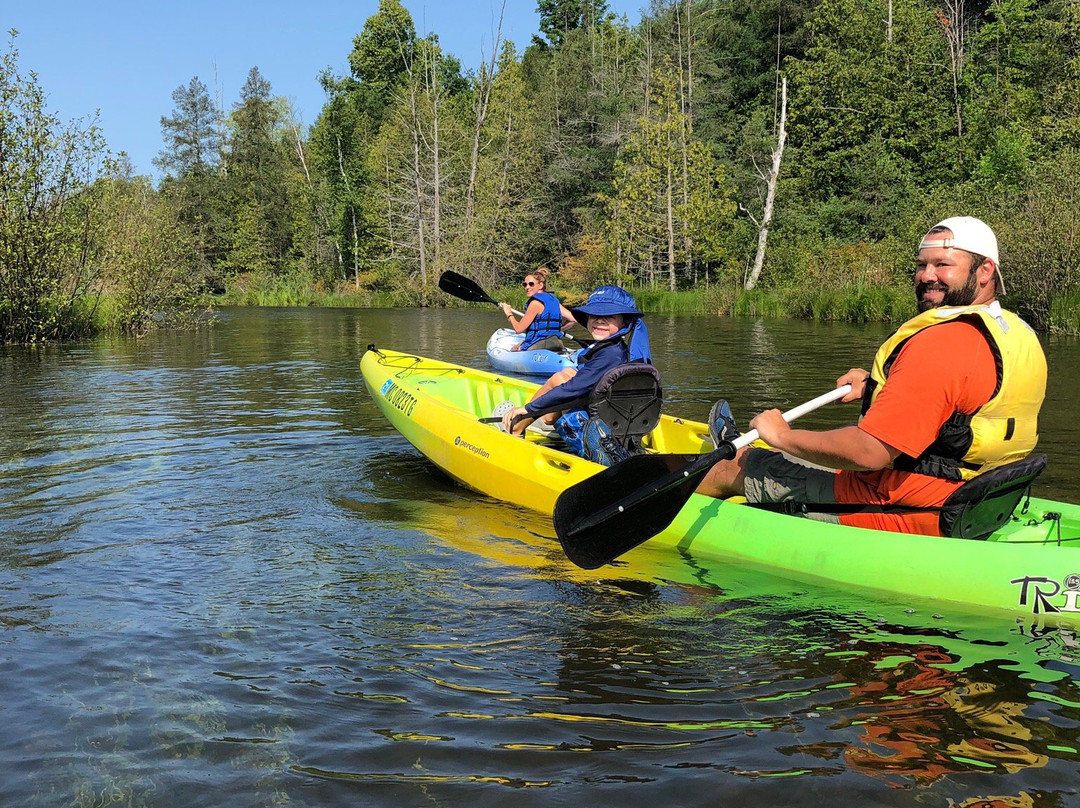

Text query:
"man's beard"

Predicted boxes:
[[916, 270, 978, 312]]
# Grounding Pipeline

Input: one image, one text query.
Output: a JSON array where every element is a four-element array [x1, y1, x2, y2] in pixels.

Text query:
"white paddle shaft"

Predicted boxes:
[[730, 384, 853, 451]]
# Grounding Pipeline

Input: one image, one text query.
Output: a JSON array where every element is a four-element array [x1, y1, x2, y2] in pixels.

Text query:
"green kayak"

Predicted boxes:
[[362, 346, 1080, 620]]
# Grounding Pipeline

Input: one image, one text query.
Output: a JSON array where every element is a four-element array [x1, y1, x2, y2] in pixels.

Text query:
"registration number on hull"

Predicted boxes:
[[380, 379, 418, 417]]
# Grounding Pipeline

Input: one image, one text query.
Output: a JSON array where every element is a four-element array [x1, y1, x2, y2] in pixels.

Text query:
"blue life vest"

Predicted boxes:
[[579, 318, 651, 364], [627, 318, 651, 363], [519, 292, 564, 349]]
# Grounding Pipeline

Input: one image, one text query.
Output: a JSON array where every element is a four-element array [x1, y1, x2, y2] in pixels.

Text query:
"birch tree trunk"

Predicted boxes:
[[428, 51, 441, 282], [408, 82, 428, 288], [213, 62, 228, 175], [666, 161, 676, 291], [677, 0, 693, 274], [745, 77, 787, 291], [351, 208, 360, 288], [335, 136, 357, 286], [936, 0, 966, 153], [465, 2, 504, 228]]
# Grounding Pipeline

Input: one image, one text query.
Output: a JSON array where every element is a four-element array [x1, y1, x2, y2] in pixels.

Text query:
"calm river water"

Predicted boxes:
[[3, 306, 1080, 808]]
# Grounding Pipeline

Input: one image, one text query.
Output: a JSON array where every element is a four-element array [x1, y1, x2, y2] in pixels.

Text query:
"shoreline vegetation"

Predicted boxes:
[[217, 272, 921, 321], [6, 0, 1080, 343], [214, 272, 1080, 333]]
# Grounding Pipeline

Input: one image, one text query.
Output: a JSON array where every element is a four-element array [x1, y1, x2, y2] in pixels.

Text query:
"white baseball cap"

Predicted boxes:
[[919, 216, 1004, 294]]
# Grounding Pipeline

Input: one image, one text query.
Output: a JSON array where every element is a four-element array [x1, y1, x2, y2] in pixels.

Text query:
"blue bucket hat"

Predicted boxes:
[[571, 285, 642, 327]]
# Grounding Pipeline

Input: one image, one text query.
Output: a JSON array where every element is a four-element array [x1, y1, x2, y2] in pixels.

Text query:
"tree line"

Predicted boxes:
[[4, 0, 1080, 343]]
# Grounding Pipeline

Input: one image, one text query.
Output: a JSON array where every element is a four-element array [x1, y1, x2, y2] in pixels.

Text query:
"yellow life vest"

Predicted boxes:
[[863, 301, 1046, 481]]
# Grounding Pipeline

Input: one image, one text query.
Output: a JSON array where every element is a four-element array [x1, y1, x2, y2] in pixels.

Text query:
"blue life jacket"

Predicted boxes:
[[579, 318, 651, 364], [627, 318, 651, 363], [519, 292, 564, 349], [526, 317, 652, 416], [526, 339, 628, 415]]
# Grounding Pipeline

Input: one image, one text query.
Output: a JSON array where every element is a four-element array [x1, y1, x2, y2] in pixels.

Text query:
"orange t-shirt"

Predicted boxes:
[[833, 320, 998, 535]]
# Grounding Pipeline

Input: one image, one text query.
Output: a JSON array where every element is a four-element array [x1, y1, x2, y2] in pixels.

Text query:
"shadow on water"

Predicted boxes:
[[1, 307, 1079, 807]]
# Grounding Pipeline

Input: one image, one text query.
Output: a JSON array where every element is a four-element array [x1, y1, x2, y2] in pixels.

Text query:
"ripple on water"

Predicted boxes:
[[3, 311, 1080, 808]]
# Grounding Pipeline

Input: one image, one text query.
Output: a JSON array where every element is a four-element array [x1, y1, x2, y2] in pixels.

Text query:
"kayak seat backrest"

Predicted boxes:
[[940, 453, 1047, 540], [587, 364, 663, 448]]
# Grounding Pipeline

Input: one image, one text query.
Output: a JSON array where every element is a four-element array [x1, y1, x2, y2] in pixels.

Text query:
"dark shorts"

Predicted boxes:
[[743, 448, 841, 524], [526, 335, 565, 352]]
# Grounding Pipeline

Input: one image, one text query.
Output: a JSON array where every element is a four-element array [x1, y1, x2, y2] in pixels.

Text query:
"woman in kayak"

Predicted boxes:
[[499, 285, 652, 466], [499, 267, 578, 352]]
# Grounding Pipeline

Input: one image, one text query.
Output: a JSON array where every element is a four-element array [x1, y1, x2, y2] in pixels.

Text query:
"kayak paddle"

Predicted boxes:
[[553, 385, 852, 569], [439, 271, 523, 316]]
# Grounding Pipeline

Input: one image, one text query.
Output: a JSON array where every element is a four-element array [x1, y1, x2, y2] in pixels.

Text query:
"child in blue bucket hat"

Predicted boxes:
[[499, 285, 652, 466]]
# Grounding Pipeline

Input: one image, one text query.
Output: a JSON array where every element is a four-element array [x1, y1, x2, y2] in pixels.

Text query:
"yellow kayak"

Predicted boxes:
[[362, 346, 1080, 620]]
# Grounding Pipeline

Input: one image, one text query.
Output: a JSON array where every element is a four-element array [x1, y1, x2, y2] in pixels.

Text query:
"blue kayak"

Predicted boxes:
[[485, 328, 581, 377]]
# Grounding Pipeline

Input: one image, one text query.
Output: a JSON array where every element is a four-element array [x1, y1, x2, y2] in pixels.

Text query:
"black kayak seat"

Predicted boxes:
[[523, 363, 663, 449], [939, 453, 1047, 539], [589, 363, 663, 448]]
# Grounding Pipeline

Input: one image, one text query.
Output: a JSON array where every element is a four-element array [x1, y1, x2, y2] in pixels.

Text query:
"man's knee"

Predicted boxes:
[[695, 447, 751, 498]]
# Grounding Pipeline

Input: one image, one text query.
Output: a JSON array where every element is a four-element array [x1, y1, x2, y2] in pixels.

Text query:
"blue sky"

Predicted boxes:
[[6, 1, 641, 178]]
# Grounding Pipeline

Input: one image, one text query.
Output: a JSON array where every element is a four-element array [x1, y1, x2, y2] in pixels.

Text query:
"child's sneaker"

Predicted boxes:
[[582, 417, 632, 467], [708, 399, 740, 448]]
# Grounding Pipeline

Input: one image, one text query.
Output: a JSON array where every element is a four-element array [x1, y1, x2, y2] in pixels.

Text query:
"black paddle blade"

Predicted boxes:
[[554, 444, 736, 569], [438, 271, 499, 306]]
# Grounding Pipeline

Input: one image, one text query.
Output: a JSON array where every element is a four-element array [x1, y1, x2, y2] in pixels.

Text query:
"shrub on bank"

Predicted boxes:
[[211, 265, 1077, 334]]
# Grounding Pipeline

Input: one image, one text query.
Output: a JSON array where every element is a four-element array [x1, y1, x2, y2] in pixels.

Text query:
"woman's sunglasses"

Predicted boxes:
[[522, 281, 537, 288]]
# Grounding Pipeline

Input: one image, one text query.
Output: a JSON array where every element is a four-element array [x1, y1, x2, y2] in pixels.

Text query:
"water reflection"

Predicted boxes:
[[400, 478, 1080, 794], [2, 308, 1080, 807], [815, 643, 1050, 785]]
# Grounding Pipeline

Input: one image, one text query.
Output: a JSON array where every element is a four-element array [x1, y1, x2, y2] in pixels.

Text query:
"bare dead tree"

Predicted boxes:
[[936, 0, 966, 153], [426, 49, 442, 281], [745, 77, 787, 291], [405, 77, 428, 288], [213, 61, 228, 175], [292, 124, 340, 276], [465, 0, 506, 228], [676, 0, 694, 274], [336, 136, 358, 286]]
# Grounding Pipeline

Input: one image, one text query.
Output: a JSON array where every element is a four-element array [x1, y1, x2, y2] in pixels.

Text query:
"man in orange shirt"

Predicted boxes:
[[696, 217, 1047, 535]]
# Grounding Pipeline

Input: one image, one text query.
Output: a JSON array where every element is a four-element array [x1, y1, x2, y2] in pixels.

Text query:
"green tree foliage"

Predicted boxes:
[[155, 76, 230, 289], [367, 35, 470, 296], [224, 68, 296, 275], [0, 33, 110, 342], [681, 0, 811, 216], [523, 13, 640, 254], [690, 0, 813, 141], [154, 76, 220, 177], [305, 0, 419, 289], [308, 73, 374, 287], [981, 148, 1080, 330], [1040, 0, 1080, 150], [13, 0, 1080, 339], [604, 60, 737, 289], [536, 0, 611, 47], [349, 0, 417, 124], [784, 0, 956, 240], [97, 175, 204, 333], [454, 44, 548, 287]]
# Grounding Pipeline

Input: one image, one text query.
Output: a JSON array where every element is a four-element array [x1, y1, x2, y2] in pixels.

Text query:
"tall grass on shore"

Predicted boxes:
[[214, 270, 1080, 333], [1049, 291, 1080, 334]]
